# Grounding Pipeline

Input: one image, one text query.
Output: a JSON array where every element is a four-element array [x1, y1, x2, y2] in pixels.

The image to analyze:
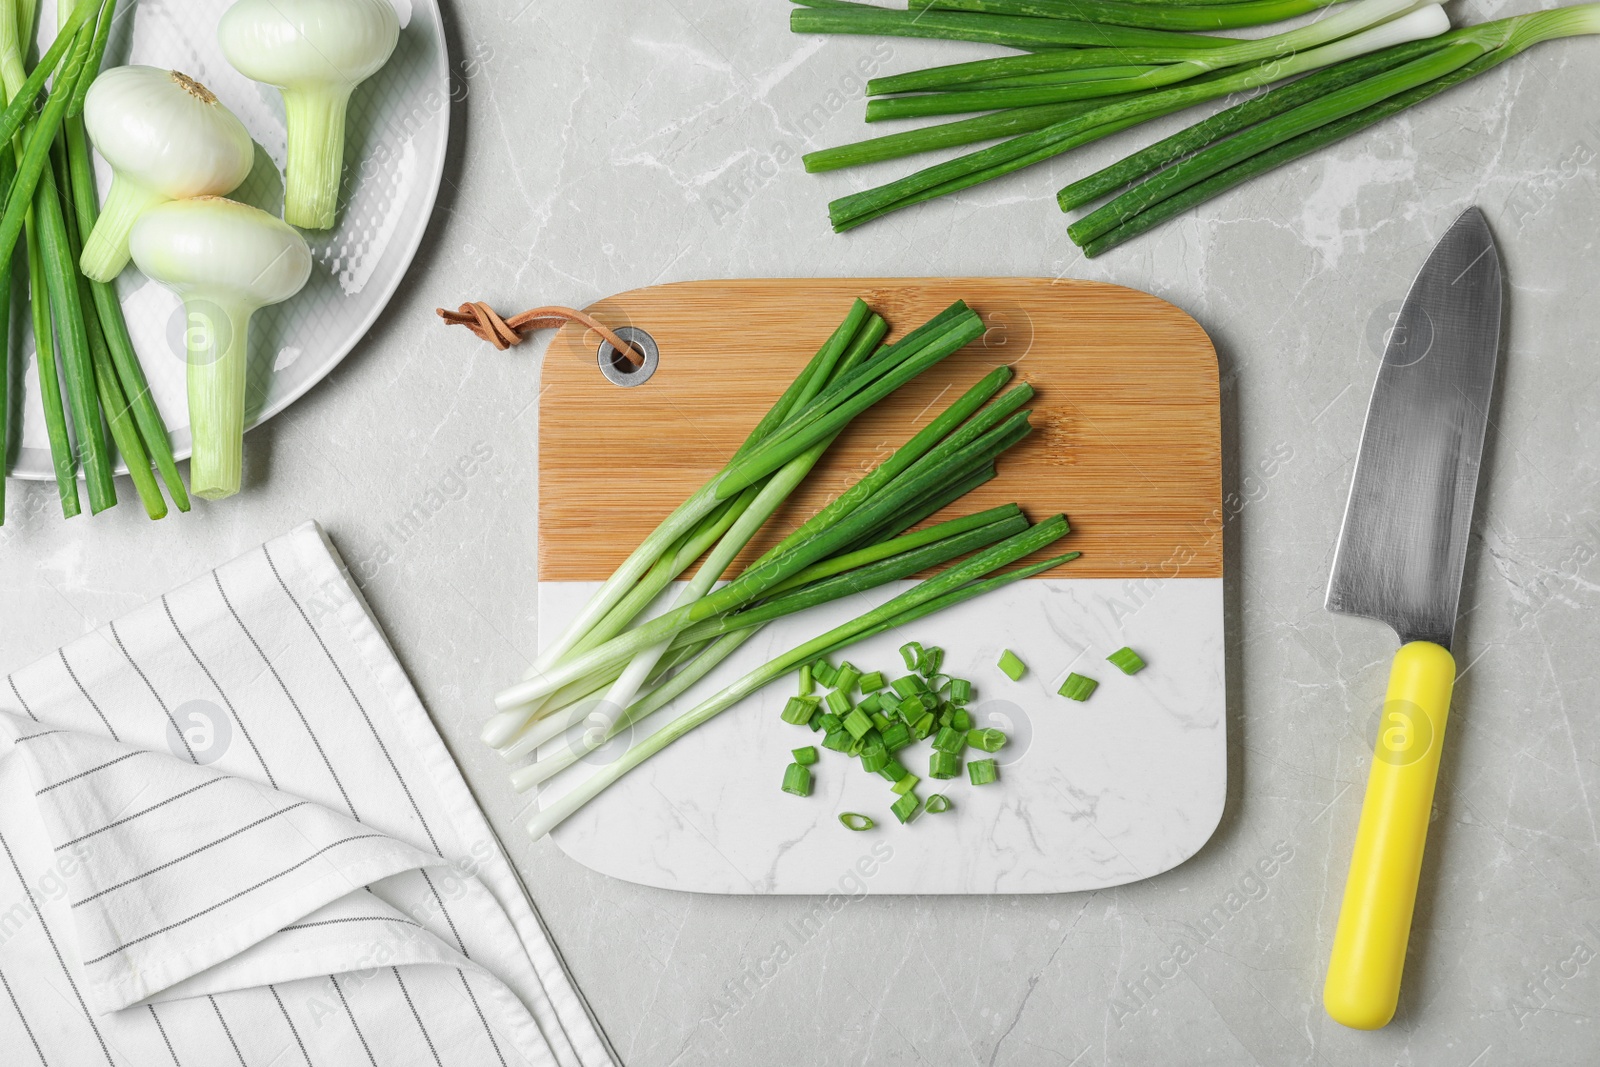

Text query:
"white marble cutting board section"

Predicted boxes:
[[535, 575, 1225, 894]]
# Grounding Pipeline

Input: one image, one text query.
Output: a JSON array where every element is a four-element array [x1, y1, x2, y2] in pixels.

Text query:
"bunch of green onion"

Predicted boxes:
[[488, 298, 1079, 839], [792, 0, 1600, 253], [0, 0, 187, 524]]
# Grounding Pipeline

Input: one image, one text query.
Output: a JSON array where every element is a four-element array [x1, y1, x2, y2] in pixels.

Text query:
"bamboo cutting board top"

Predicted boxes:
[[538, 278, 1221, 581]]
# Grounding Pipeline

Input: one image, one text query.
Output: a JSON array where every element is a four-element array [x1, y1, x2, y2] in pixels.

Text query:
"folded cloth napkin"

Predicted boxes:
[[0, 522, 616, 1067]]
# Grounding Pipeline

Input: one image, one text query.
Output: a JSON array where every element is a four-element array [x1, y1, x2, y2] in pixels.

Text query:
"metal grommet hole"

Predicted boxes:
[[598, 327, 658, 387]]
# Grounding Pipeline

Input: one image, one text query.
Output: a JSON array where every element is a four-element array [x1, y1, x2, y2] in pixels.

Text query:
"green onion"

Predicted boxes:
[[860, 741, 890, 773], [813, 659, 839, 687], [782, 763, 813, 797], [526, 519, 1077, 837], [834, 664, 862, 694], [818, 712, 843, 733], [881, 722, 912, 751], [919, 646, 945, 676], [792, 1, 1236, 49], [891, 792, 921, 823], [892, 772, 919, 796], [798, 664, 814, 696], [858, 692, 883, 715], [969, 758, 1000, 786], [949, 677, 973, 704], [912, 712, 937, 740], [802, 100, 1120, 174], [952, 708, 973, 731], [925, 794, 952, 814], [1107, 646, 1147, 674], [899, 642, 922, 670], [969, 727, 1008, 752], [911, 0, 1344, 33], [839, 812, 876, 831], [858, 670, 885, 692], [823, 730, 852, 752], [825, 689, 853, 716], [929, 749, 961, 779], [998, 649, 1027, 680], [1059, 672, 1099, 701], [878, 758, 908, 782], [820, 3, 1449, 231], [794, 745, 819, 766], [1067, 7, 1600, 254], [782, 696, 819, 725], [891, 674, 927, 698], [933, 725, 965, 754], [843, 707, 874, 739]]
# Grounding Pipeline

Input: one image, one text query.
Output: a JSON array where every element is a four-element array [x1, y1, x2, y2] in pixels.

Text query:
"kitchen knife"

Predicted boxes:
[[1322, 207, 1503, 1030]]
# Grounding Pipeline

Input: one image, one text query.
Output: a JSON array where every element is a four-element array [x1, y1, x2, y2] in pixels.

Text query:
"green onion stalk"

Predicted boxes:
[[0, 0, 114, 514], [509, 507, 1033, 789], [864, 0, 1433, 120], [59, 0, 190, 512], [484, 300, 880, 747], [908, 0, 1348, 32], [481, 299, 986, 746], [492, 373, 1030, 711], [791, 1, 1239, 49], [1065, 3, 1600, 254], [524, 517, 1079, 839], [582, 310, 890, 736], [824, 4, 1449, 230]]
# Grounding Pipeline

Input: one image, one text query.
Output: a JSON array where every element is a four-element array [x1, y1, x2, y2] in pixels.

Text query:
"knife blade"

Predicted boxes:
[[1322, 206, 1502, 1031]]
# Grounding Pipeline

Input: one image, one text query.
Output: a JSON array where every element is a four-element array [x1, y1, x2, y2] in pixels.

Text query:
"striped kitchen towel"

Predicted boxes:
[[0, 522, 616, 1067]]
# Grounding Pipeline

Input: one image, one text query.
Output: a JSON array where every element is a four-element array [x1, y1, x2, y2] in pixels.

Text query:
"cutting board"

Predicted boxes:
[[532, 278, 1224, 894]]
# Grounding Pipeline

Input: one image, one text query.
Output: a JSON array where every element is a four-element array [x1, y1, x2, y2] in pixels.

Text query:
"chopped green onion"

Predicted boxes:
[[891, 792, 921, 824], [899, 641, 922, 670], [860, 741, 890, 773], [912, 712, 937, 740], [859, 670, 885, 692], [933, 725, 965, 754], [919, 646, 945, 676], [817, 712, 843, 733], [813, 659, 838, 687], [1059, 672, 1099, 701], [782, 763, 813, 797], [925, 794, 952, 814], [834, 664, 862, 694], [968, 759, 999, 786], [839, 812, 875, 831], [823, 729, 852, 752], [930, 749, 961, 779], [968, 727, 1008, 753], [798, 664, 814, 696], [880, 722, 912, 751], [858, 692, 883, 715], [878, 758, 908, 783], [952, 708, 972, 731], [949, 678, 973, 704], [782, 695, 818, 725], [891, 674, 926, 698], [1107, 646, 1146, 675], [871, 712, 893, 733], [998, 649, 1027, 680], [825, 689, 853, 716], [843, 707, 874, 739], [892, 773, 919, 796], [793, 746, 819, 766]]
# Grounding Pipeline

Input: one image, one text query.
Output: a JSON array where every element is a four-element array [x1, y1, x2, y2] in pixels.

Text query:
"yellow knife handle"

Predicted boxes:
[[1324, 640, 1456, 1030]]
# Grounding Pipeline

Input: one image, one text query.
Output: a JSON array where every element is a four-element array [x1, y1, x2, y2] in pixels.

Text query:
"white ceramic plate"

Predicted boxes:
[[11, 0, 450, 479]]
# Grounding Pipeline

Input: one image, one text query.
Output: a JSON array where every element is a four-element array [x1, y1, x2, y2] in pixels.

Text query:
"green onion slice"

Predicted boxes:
[[998, 649, 1026, 681], [1059, 672, 1099, 701], [1108, 646, 1146, 674], [924, 794, 952, 814], [839, 812, 876, 831], [968, 758, 999, 786]]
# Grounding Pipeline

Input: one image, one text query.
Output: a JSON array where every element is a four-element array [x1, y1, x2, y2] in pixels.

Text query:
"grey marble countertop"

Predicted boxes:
[[4, 0, 1599, 1063]]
